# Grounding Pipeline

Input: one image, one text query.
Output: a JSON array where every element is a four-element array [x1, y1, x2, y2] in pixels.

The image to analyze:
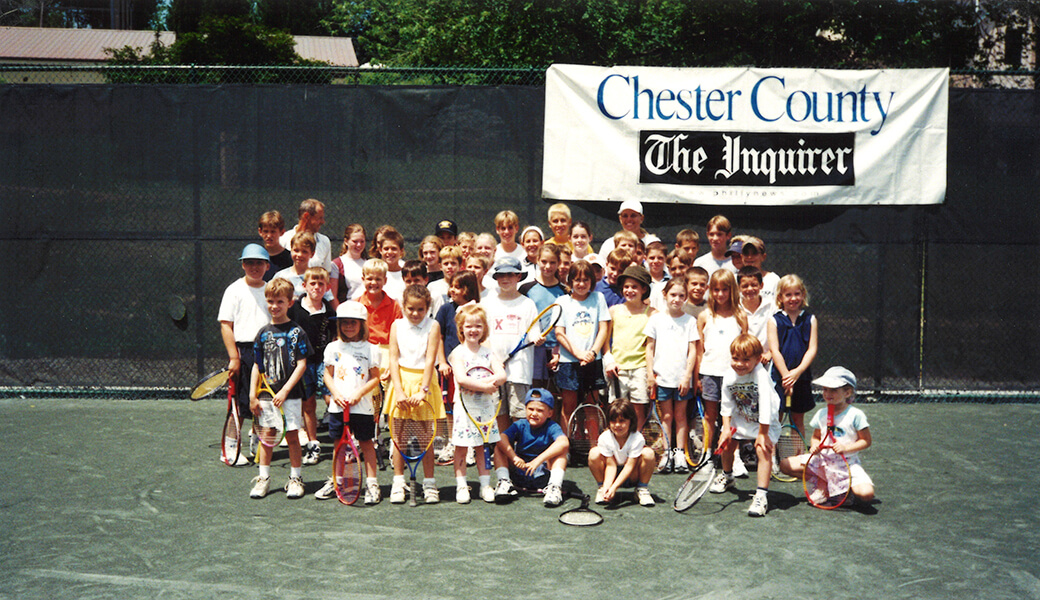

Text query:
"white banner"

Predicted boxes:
[[542, 64, 948, 206]]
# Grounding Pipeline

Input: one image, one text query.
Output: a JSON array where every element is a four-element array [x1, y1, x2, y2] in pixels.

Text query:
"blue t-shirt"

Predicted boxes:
[[504, 418, 566, 462], [594, 277, 624, 307]]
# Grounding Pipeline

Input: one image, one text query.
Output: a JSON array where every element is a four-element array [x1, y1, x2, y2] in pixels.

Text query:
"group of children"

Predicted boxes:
[[217, 198, 875, 515]]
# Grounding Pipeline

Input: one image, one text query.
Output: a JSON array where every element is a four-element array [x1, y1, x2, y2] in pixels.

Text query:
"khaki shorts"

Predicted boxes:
[[613, 368, 650, 404], [497, 382, 530, 419]]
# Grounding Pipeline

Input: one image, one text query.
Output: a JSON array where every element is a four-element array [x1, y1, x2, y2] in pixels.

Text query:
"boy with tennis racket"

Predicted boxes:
[[493, 388, 569, 506], [778, 366, 875, 504], [217, 243, 272, 464], [249, 278, 312, 499], [710, 334, 781, 517]]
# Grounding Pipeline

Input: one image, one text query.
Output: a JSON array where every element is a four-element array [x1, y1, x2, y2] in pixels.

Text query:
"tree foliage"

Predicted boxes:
[[326, 0, 985, 70], [0, 0, 160, 29]]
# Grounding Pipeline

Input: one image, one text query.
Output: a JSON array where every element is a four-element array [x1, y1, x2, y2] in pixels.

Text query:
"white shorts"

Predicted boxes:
[[849, 462, 873, 489], [258, 398, 303, 431], [615, 368, 650, 404]]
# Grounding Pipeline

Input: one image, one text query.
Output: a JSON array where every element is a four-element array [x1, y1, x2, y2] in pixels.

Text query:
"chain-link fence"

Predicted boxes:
[[1, 66, 1037, 401]]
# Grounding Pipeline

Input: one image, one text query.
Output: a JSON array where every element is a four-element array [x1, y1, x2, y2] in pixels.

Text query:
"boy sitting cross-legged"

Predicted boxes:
[[493, 388, 570, 507]]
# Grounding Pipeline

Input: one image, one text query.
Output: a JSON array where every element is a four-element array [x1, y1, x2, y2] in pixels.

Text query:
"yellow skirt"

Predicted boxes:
[[383, 366, 445, 421]]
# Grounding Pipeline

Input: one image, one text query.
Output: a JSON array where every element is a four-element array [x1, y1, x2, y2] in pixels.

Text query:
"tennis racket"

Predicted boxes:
[[389, 394, 438, 507], [641, 386, 669, 470], [559, 492, 603, 527], [433, 372, 453, 465], [773, 393, 806, 483], [673, 426, 734, 512], [253, 374, 286, 448], [684, 398, 708, 467], [803, 404, 852, 509], [458, 365, 501, 471], [190, 368, 229, 400], [219, 378, 241, 466], [567, 401, 606, 467], [332, 411, 362, 505], [504, 303, 563, 363]]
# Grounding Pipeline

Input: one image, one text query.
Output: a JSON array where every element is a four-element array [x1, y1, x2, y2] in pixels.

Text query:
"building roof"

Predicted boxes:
[[0, 26, 357, 66]]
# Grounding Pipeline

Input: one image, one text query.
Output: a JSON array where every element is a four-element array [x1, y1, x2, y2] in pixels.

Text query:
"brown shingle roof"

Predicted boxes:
[[0, 26, 357, 66]]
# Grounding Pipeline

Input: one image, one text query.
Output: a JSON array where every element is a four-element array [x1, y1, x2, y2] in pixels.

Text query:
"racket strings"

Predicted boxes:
[[804, 449, 850, 506], [391, 417, 436, 459], [333, 442, 362, 503]]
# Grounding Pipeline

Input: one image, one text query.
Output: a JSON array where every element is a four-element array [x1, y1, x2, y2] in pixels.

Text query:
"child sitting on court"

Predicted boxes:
[[710, 334, 782, 517], [386, 284, 444, 504], [449, 304, 507, 503], [249, 278, 311, 499], [317, 301, 383, 504], [589, 398, 657, 507], [287, 267, 336, 464], [778, 366, 875, 504], [493, 387, 569, 507]]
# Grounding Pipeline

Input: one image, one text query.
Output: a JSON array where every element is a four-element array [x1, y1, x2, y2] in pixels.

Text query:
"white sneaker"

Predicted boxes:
[[364, 483, 381, 505], [249, 475, 270, 499], [494, 478, 516, 503], [543, 483, 563, 507], [232, 453, 250, 467], [709, 473, 734, 494], [423, 485, 440, 504], [733, 452, 749, 478], [284, 476, 305, 499], [456, 485, 471, 504], [480, 485, 495, 503], [672, 448, 689, 474], [302, 442, 320, 465], [594, 487, 607, 505], [636, 486, 655, 507], [315, 477, 335, 500], [748, 493, 769, 517], [466, 446, 476, 466], [389, 481, 407, 504], [248, 431, 258, 458], [435, 442, 455, 464]]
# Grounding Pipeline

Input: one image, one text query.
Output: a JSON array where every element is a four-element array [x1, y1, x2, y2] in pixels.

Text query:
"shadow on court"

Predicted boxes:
[[1, 399, 1037, 600]]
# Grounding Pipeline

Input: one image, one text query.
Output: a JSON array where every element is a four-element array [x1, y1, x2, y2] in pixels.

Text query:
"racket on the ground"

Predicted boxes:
[[389, 394, 438, 507], [673, 427, 734, 512], [559, 492, 603, 527], [220, 378, 241, 466], [773, 393, 806, 483], [567, 401, 606, 467], [190, 368, 229, 400], [504, 303, 563, 363], [332, 411, 362, 505], [458, 365, 501, 471], [803, 404, 851, 509], [253, 374, 286, 448]]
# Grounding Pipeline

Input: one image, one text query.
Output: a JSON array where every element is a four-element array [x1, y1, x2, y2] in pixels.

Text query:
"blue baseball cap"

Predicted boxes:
[[524, 387, 554, 410], [239, 243, 270, 263]]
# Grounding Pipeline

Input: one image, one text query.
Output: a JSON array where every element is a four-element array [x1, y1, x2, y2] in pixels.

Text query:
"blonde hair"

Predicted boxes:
[[457, 231, 477, 245], [494, 210, 519, 229], [454, 304, 490, 343], [439, 245, 464, 264], [707, 269, 749, 332], [290, 231, 316, 253], [612, 230, 639, 246], [776, 274, 810, 310], [547, 203, 572, 221], [362, 258, 388, 277]]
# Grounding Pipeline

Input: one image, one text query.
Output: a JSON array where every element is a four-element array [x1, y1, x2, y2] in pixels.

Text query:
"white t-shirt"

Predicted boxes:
[[323, 340, 380, 415], [597, 429, 646, 465], [480, 293, 539, 384], [280, 226, 333, 273], [643, 312, 700, 388], [393, 317, 434, 370], [699, 313, 744, 377], [337, 255, 366, 298], [720, 363, 781, 442], [693, 253, 736, 277], [760, 271, 781, 311], [809, 405, 869, 465], [494, 244, 526, 263], [272, 267, 335, 303], [743, 298, 774, 350], [217, 278, 271, 342]]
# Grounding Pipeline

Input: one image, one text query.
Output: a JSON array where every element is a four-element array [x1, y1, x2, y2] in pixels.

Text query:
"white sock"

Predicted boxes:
[[258, 465, 270, 478], [393, 475, 405, 486], [496, 467, 510, 481], [479, 474, 490, 488], [548, 468, 564, 488], [366, 477, 378, 487], [423, 477, 437, 489], [756, 487, 768, 499], [290, 467, 302, 479], [456, 475, 468, 489]]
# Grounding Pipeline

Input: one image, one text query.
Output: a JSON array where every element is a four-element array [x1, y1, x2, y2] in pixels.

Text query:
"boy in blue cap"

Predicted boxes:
[[493, 388, 569, 506]]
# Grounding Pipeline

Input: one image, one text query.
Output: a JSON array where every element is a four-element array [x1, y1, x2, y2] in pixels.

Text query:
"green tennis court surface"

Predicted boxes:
[[1, 398, 1037, 600]]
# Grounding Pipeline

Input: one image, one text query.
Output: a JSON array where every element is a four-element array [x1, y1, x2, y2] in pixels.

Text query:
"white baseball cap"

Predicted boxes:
[[812, 366, 857, 390], [335, 301, 367, 321], [618, 200, 644, 215]]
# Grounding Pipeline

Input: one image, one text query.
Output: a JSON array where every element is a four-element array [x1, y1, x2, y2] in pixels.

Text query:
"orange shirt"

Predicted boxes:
[[360, 291, 402, 345]]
